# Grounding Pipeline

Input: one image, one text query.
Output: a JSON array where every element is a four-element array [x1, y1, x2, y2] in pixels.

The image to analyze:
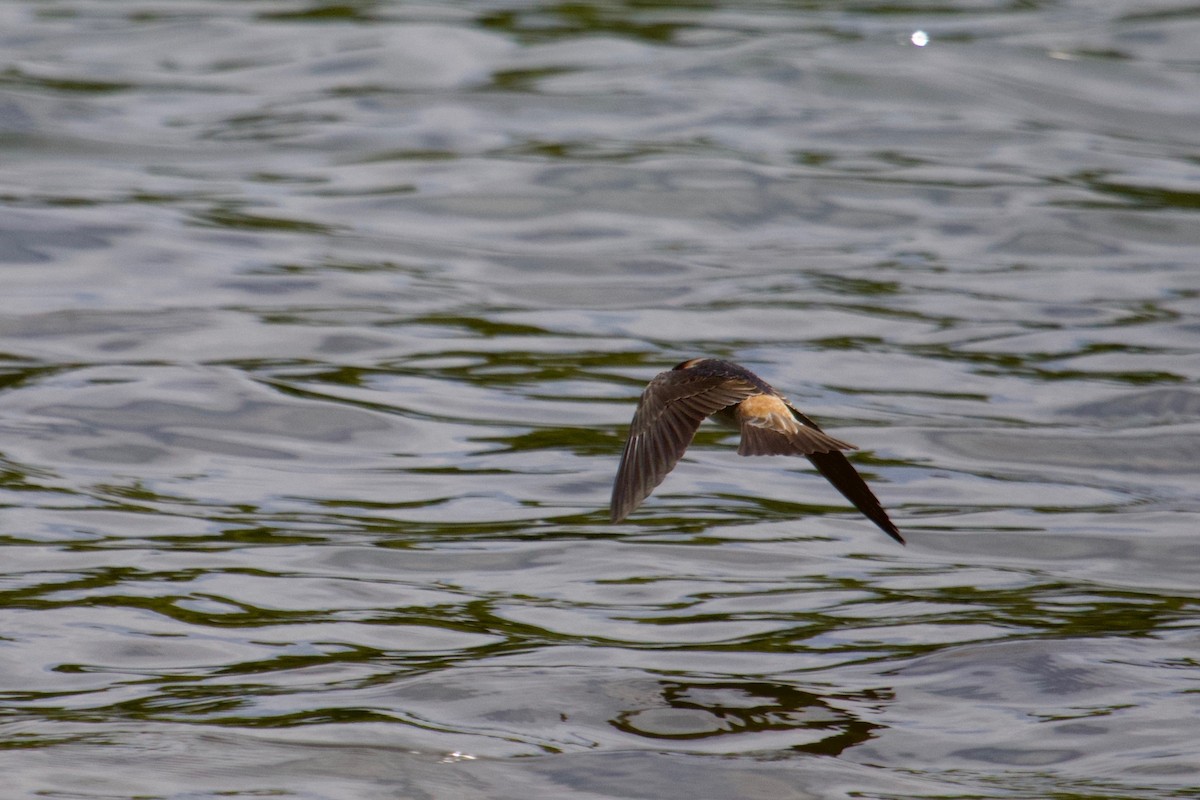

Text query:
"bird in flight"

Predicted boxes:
[[610, 358, 903, 544]]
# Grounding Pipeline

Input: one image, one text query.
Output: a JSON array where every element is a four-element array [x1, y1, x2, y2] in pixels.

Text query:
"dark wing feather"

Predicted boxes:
[[738, 424, 854, 457], [779, 399, 905, 544], [611, 369, 757, 522], [805, 451, 904, 544]]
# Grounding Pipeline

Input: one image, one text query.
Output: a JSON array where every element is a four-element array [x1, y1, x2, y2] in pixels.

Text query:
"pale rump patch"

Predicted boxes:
[[737, 394, 798, 430], [737, 393, 789, 417]]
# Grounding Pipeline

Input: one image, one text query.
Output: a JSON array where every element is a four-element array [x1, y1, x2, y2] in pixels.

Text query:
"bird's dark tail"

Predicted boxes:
[[806, 451, 904, 544]]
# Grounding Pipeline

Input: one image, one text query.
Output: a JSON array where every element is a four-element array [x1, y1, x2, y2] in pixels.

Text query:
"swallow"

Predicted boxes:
[[610, 358, 903, 544]]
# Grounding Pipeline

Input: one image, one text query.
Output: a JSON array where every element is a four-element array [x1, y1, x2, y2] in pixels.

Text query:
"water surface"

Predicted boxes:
[[1, 1, 1199, 798]]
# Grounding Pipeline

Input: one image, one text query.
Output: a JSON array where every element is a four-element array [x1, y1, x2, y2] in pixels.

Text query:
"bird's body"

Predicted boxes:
[[610, 358, 903, 544]]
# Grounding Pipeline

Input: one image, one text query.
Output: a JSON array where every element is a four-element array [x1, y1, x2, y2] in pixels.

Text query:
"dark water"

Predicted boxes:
[[2, 2, 1199, 798]]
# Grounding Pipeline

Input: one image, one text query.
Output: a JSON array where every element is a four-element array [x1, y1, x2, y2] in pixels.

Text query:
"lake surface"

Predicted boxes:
[[2, 1, 1199, 798]]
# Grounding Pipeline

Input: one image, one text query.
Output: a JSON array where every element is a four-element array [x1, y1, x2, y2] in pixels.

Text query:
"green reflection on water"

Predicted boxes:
[[478, 3, 689, 44], [0, 67, 133, 94], [192, 205, 340, 234], [259, 4, 379, 22]]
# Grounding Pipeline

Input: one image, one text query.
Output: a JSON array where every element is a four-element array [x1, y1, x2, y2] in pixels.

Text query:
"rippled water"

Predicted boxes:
[[2, 1, 1199, 798]]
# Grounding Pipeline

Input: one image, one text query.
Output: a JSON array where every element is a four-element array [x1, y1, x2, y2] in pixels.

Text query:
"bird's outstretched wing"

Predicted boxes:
[[804, 450, 904, 544], [735, 393, 856, 457], [771, 399, 904, 544], [610, 368, 757, 522]]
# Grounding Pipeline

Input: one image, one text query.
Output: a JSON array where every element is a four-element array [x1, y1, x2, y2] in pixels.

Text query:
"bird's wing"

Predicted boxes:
[[804, 450, 905, 544], [737, 397, 904, 544], [736, 394, 856, 457], [610, 369, 758, 522]]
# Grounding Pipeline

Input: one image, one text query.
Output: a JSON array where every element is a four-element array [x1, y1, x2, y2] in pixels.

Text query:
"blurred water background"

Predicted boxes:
[[2, 1, 1199, 798]]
